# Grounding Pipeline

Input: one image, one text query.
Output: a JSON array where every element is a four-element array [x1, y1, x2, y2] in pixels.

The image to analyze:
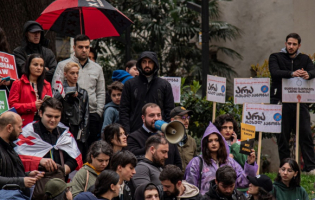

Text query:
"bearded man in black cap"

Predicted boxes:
[[13, 21, 57, 83]]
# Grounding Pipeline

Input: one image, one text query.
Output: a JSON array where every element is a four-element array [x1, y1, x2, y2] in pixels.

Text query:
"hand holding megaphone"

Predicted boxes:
[[154, 120, 186, 144]]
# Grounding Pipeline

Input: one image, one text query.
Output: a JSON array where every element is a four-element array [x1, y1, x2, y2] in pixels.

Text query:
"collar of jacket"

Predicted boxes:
[[71, 54, 89, 67], [63, 80, 84, 95], [142, 158, 163, 169], [20, 74, 30, 84], [0, 136, 16, 150]]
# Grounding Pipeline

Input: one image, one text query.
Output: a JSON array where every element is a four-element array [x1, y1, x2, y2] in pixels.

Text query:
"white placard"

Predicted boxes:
[[234, 78, 270, 104], [161, 77, 181, 103], [242, 103, 282, 133], [282, 77, 315, 103], [206, 75, 226, 103]]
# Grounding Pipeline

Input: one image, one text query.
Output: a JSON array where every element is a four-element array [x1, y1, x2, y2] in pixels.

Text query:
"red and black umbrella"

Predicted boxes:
[[36, 0, 132, 39]]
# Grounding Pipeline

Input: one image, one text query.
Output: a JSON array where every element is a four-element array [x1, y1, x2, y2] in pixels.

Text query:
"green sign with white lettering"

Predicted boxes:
[[0, 90, 9, 114]]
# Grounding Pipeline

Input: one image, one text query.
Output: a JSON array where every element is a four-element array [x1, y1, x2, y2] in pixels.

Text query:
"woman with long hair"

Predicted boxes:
[[184, 122, 258, 195], [93, 170, 120, 200], [102, 123, 127, 154], [9, 53, 52, 126], [273, 158, 308, 200], [71, 140, 113, 198], [247, 175, 275, 200]]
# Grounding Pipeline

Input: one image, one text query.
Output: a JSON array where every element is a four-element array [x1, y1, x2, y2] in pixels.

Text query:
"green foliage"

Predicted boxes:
[[94, 0, 242, 85], [264, 173, 315, 198]]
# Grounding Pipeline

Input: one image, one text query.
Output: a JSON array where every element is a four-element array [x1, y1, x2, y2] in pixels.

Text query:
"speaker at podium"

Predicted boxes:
[[154, 120, 186, 144]]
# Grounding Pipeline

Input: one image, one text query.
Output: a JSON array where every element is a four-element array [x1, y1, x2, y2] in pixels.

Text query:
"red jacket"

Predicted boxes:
[[9, 74, 52, 127]]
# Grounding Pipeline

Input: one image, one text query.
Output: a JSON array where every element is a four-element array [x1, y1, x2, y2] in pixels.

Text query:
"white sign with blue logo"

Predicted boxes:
[[242, 103, 282, 133], [206, 75, 226, 103], [234, 78, 270, 104]]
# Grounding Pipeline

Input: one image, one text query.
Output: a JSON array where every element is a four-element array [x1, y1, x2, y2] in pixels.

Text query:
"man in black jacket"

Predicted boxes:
[[269, 33, 315, 173], [127, 103, 182, 169], [160, 165, 201, 200], [119, 51, 174, 135], [201, 166, 246, 200], [0, 111, 44, 197], [13, 21, 57, 83]]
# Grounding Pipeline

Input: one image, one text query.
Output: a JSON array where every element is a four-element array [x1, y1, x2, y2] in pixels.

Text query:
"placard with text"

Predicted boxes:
[[161, 77, 181, 103], [0, 90, 9, 114], [0, 51, 18, 80], [234, 78, 270, 104], [242, 103, 282, 133], [240, 123, 255, 155], [282, 77, 315, 103], [206, 75, 226, 103]]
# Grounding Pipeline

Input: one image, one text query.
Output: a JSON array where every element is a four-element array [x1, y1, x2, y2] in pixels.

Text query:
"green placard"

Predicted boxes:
[[0, 90, 9, 114]]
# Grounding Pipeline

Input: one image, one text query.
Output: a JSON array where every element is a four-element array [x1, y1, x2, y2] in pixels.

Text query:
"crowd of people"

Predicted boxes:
[[0, 21, 313, 200]]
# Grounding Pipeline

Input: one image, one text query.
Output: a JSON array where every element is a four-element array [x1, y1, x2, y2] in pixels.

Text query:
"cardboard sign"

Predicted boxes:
[[206, 75, 226, 103], [234, 78, 270, 104], [242, 103, 282, 133], [0, 51, 18, 80], [0, 90, 9, 114], [282, 77, 315, 103], [240, 123, 255, 155], [161, 77, 181, 103]]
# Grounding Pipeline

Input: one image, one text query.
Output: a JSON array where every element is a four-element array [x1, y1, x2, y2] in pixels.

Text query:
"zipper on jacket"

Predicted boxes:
[[291, 60, 293, 71]]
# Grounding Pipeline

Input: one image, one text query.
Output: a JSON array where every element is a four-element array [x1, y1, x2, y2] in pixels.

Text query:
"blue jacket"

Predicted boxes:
[[101, 101, 119, 133], [112, 70, 133, 84]]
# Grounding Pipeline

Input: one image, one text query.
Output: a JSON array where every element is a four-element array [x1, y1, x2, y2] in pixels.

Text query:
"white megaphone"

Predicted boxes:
[[154, 120, 186, 144]]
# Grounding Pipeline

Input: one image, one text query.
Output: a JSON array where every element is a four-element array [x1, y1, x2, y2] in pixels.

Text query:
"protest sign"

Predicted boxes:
[[234, 78, 270, 104], [0, 51, 18, 80], [161, 77, 181, 103], [0, 90, 9, 114], [282, 77, 315, 103], [240, 123, 255, 155], [206, 75, 226, 103], [242, 103, 282, 133]]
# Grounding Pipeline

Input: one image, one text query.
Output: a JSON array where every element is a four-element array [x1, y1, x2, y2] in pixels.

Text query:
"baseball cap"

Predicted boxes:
[[247, 175, 273, 192], [45, 178, 76, 198], [170, 106, 193, 118], [27, 24, 43, 33]]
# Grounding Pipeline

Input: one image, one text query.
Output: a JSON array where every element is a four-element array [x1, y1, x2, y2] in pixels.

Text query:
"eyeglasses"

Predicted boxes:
[[176, 116, 191, 120]]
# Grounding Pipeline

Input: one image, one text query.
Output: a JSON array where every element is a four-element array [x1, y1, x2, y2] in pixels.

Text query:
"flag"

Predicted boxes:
[[53, 75, 65, 98], [14, 122, 83, 172]]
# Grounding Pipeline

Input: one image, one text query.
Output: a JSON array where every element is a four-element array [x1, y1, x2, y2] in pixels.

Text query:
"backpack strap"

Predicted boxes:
[[84, 170, 90, 192]]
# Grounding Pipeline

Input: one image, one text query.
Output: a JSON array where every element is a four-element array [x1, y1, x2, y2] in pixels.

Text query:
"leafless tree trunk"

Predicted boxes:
[[0, 0, 56, 54]]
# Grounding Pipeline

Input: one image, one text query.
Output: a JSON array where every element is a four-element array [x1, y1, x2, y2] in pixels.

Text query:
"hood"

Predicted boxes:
[[112, 70, 133, 84], [280, 47, 301, 57], [74, 192, 98, 200], [134, 183, 161, 200], [104, 101, 119, 109], [201, 122, 230, 157], [179, 181, 199, 199], [21, 21, 49, 47], [136, 51, 159, 77], [273, 180, 297, 190]]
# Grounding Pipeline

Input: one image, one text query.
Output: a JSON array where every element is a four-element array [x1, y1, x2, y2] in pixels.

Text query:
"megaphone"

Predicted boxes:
[[154, 120, 186, 144]]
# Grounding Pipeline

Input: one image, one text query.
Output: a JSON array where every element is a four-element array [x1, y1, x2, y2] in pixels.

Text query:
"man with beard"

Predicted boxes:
[[127, 103, 182, 168], [133, 134, 169, 195], [160, 165, 201, 200], [52, 34, 105, 146], [120, 51, 174, 135], [0, 111, 44, 197], [170, 107, 197, 171], [201, 166, 246, 200], [269, 33, 315, 174]]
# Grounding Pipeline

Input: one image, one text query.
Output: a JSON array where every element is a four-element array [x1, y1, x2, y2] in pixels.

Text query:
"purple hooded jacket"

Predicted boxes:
[[184, 122, 258, 195]]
